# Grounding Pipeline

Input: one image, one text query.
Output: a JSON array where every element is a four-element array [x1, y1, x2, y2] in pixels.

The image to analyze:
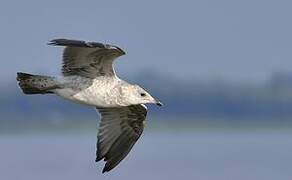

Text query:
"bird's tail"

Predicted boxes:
[[16, 72, 59, 94]]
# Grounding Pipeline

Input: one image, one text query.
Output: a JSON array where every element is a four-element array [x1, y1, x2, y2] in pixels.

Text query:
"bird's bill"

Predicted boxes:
[[155, 100, 163, 106]]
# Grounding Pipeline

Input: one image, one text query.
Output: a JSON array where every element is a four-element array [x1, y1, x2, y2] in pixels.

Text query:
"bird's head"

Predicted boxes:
[[119, 84, 163, 106]]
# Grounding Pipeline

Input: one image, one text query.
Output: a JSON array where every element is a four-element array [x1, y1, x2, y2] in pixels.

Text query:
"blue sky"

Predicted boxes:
[[1, 0, 291, 82]]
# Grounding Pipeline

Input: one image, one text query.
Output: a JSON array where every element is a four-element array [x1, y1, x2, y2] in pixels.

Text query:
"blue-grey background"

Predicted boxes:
[[1, 0, 292, 179]]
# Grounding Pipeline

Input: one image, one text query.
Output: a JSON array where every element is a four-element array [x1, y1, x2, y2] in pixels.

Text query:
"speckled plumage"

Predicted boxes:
[[53, 75, 123, 107], [17, 38, 162, 173]]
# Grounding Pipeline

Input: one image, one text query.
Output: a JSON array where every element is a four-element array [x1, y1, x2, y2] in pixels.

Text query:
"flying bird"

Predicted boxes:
[[16, 39, 163, 173]]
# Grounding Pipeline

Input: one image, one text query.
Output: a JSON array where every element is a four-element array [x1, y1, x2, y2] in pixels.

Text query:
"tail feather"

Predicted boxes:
[[16, 72, 59, 94]]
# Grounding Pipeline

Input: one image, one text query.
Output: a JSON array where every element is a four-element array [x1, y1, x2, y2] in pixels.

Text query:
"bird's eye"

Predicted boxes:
[[140, 93, 146, 97]]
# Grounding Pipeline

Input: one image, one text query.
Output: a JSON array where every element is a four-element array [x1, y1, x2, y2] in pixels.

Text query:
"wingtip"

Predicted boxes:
[[47, 38, 64, 46], [95, 156, 103, 162], [47, 42, 54, 46], [102, 165, 113, 173], [102, 168, 108, 173], [112, 45, 126, 55], [96, 156, 110, 173], [47, 39, 56, 46]]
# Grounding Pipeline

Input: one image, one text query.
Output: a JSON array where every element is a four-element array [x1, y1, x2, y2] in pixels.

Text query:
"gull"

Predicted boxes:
[[16, 39, 163, 173]]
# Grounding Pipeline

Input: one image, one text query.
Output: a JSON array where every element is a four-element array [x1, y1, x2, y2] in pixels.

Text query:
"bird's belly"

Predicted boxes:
[[71, 90, 108, 107], [55, 80, 118, 107]]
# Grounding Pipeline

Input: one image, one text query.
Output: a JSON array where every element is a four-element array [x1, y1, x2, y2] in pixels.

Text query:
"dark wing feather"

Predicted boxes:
[[95, 105, 147, 173], [48, 38, 125, 78]]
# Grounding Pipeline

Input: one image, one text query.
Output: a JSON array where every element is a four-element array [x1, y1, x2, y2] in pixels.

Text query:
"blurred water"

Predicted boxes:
[[0, 132, 292, 180]]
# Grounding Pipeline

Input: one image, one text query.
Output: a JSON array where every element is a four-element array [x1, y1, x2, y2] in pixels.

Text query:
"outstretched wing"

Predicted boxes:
[[96, 104, 147, 173], [48, 39, 125, 78]]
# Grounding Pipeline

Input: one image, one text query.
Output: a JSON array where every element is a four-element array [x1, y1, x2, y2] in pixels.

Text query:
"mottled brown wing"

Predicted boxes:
[[95, 104, 147, 173], [48, 39, 125, 78]]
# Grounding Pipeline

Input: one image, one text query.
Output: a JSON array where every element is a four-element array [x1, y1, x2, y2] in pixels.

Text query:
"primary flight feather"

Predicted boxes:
[[16, 39, 162, 173]]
